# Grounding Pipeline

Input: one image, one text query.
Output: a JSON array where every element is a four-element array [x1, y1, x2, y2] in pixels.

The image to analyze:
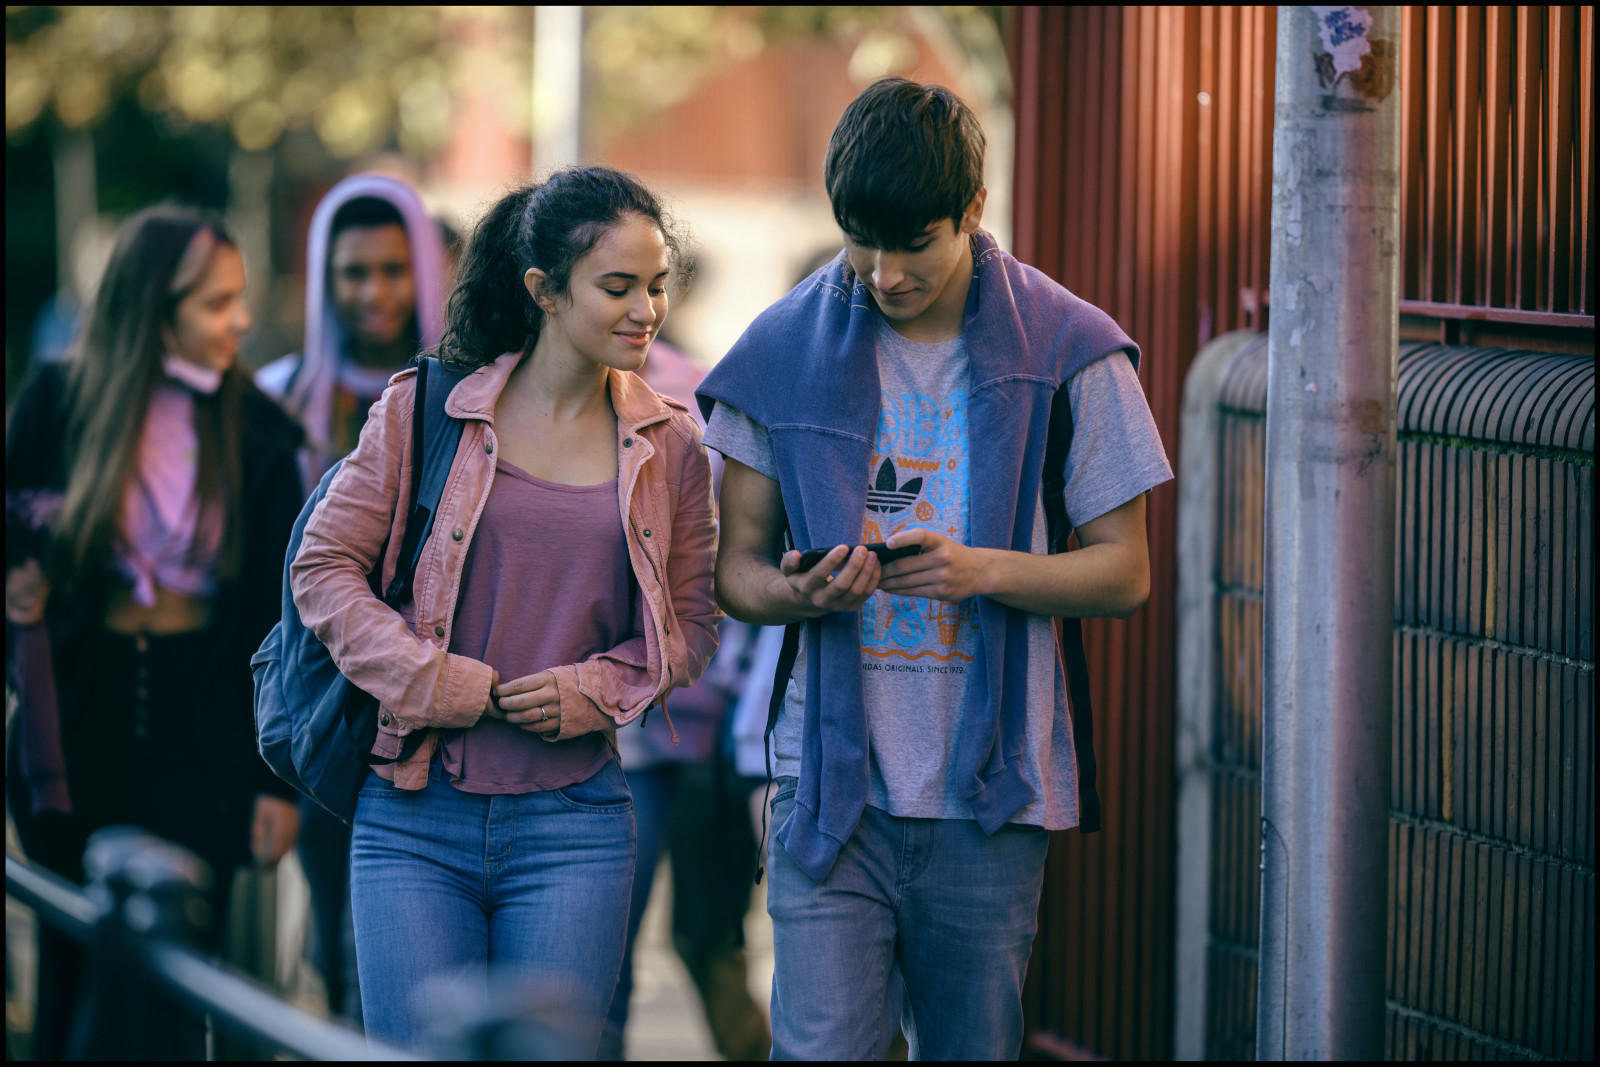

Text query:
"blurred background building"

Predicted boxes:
[[5, 5, 1012, 1060], [4, 5, 1011, 392]]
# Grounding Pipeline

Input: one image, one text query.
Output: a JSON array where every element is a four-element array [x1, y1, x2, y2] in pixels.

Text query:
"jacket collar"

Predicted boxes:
[[443, 352, 676, 433]]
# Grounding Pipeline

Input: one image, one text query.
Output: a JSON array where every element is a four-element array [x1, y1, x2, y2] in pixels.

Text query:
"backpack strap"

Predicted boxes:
[[1043, 379, 1102, 833], [754, 619, 802, 885], [383, 356, 469, 609], [351, 355, 469, 768]]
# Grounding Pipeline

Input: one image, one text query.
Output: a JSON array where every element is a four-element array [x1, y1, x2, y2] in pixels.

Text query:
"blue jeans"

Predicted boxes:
[[598, 763, 680, 1059], [350, 759, 636, 1056], [765, 779, 1049, 1060]]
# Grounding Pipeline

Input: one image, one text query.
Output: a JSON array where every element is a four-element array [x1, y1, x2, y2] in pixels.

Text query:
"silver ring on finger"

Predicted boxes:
[[539, 708, 549, 722]]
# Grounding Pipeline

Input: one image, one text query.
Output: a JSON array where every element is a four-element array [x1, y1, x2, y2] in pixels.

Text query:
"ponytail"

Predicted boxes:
[[437, 186, 539, 367]]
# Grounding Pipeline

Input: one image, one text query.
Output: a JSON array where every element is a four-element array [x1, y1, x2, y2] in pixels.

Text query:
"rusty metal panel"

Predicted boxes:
[[1397, 5, 1594, 326], [1012, 6, 1593, 1060], [1013, 5, 1213, 1059]]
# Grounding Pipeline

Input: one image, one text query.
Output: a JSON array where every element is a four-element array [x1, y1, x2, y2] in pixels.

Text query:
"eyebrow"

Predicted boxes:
[[597, 270, 670, 281]]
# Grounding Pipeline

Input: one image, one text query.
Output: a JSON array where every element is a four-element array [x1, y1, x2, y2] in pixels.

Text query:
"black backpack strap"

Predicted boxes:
[[754, 620, 802, 885], [354, 355, 470, 767], [384, 356, 468, 609], [1043, 378, 1102, 833]]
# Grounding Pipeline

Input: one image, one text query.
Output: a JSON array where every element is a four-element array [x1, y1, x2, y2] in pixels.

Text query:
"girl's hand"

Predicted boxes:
[[489, 669, 613, 741], [6, 559, 50, 626], [250, 794, 300, 868]]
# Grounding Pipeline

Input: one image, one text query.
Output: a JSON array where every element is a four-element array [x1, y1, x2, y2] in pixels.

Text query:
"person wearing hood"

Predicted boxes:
[[258, 173, 447, 487], [256, 173, 448, 1025]]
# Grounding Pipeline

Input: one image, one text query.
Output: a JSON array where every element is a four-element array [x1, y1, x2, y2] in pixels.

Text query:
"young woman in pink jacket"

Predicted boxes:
[[289, 167, 721, 1054]]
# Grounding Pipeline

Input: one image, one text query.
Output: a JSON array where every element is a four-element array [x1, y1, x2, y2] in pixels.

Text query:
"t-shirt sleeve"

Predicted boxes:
[[1059, 352, 1175, 528], [701, 401, 779, 481]]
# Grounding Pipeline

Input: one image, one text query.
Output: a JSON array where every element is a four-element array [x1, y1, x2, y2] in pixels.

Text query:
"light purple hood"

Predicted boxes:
[[258, 172, 446, 471]]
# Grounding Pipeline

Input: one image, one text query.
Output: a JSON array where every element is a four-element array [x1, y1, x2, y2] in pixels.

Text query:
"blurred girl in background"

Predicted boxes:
[[6, 205, 306, 1057]]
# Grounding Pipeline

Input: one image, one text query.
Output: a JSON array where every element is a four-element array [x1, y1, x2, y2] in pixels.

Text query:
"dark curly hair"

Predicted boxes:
[[435, 167, 688, 368]]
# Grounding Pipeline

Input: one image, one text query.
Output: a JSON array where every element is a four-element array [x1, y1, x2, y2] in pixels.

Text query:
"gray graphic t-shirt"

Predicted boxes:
[[703, 313, 1173, 828]]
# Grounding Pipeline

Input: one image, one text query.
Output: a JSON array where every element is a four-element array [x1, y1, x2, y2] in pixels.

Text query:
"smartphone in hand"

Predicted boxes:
[[796, 542, 923, 572]]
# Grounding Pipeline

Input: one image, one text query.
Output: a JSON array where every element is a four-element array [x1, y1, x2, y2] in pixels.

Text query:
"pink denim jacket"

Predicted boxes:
[[290, 353, 721, 790]]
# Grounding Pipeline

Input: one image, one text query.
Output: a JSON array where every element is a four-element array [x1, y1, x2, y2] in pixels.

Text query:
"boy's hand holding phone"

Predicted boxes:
[[794, 541, 923, 572], [778, 543, 884, 618], [875, 528, 989, 602]]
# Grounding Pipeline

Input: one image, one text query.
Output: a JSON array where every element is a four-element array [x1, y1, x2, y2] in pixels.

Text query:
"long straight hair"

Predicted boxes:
[[50, 205, 245, 595]]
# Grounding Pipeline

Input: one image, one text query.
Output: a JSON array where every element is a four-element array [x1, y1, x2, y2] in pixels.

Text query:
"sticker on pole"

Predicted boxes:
[[1312, 6, 1373, 76]]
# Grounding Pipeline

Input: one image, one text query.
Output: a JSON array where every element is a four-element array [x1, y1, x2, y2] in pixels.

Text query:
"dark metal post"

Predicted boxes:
[[1258, 6, 1401, 1060], [67, 827, 215, 1060]]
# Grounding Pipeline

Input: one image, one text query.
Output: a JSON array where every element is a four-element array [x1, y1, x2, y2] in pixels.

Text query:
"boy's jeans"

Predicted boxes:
[[766, 778, 1049, 1060], [350, 760, 636, 1055]]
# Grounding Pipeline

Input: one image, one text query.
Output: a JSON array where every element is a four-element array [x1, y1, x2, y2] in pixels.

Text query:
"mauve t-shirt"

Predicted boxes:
[[440, 459, 640, 793]]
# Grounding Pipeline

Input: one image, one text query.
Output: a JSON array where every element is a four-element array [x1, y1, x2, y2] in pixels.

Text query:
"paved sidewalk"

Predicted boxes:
[[624, 854, 774, 1061]]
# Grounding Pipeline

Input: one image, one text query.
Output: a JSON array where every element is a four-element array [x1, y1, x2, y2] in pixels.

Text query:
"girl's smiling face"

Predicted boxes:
[[165, 242, 251, 372], [525, 212, 671, 373]]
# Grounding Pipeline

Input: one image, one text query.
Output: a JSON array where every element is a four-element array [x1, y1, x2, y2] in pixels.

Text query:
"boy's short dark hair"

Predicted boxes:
[[330, 196, 406, 240], [823, 77, 986, 251]]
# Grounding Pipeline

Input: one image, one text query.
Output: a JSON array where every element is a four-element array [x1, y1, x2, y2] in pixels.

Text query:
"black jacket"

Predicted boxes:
[[6, 361, 306, 806]]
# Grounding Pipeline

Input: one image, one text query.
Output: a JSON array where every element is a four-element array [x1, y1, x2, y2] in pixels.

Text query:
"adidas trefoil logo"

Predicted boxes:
[[865, 457, 922, 515]]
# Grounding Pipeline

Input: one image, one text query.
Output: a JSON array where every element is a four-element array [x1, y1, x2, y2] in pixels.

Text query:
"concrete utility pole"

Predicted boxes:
[[532, 6, 584, 173], [1258, 6, 1400, 1060]]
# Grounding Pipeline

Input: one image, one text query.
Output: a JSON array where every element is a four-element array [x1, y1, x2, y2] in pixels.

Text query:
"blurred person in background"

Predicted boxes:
[[256, 173, 448, 1025], [288, 167, 719, 1054], [258, 173, 447, 486], [6, 205, 305, 1058], [699, 79, 1169, 1059], [599, 326, 772, 1061]]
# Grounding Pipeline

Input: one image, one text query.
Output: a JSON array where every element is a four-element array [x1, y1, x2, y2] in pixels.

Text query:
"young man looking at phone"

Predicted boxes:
[[697, 79, 1173, 1058]]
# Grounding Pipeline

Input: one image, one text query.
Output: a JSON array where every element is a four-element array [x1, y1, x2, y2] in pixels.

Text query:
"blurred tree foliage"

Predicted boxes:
[[7, 6, 1006, 160], [584, 6, 1009, 144], [5, 6, 533, 158]]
